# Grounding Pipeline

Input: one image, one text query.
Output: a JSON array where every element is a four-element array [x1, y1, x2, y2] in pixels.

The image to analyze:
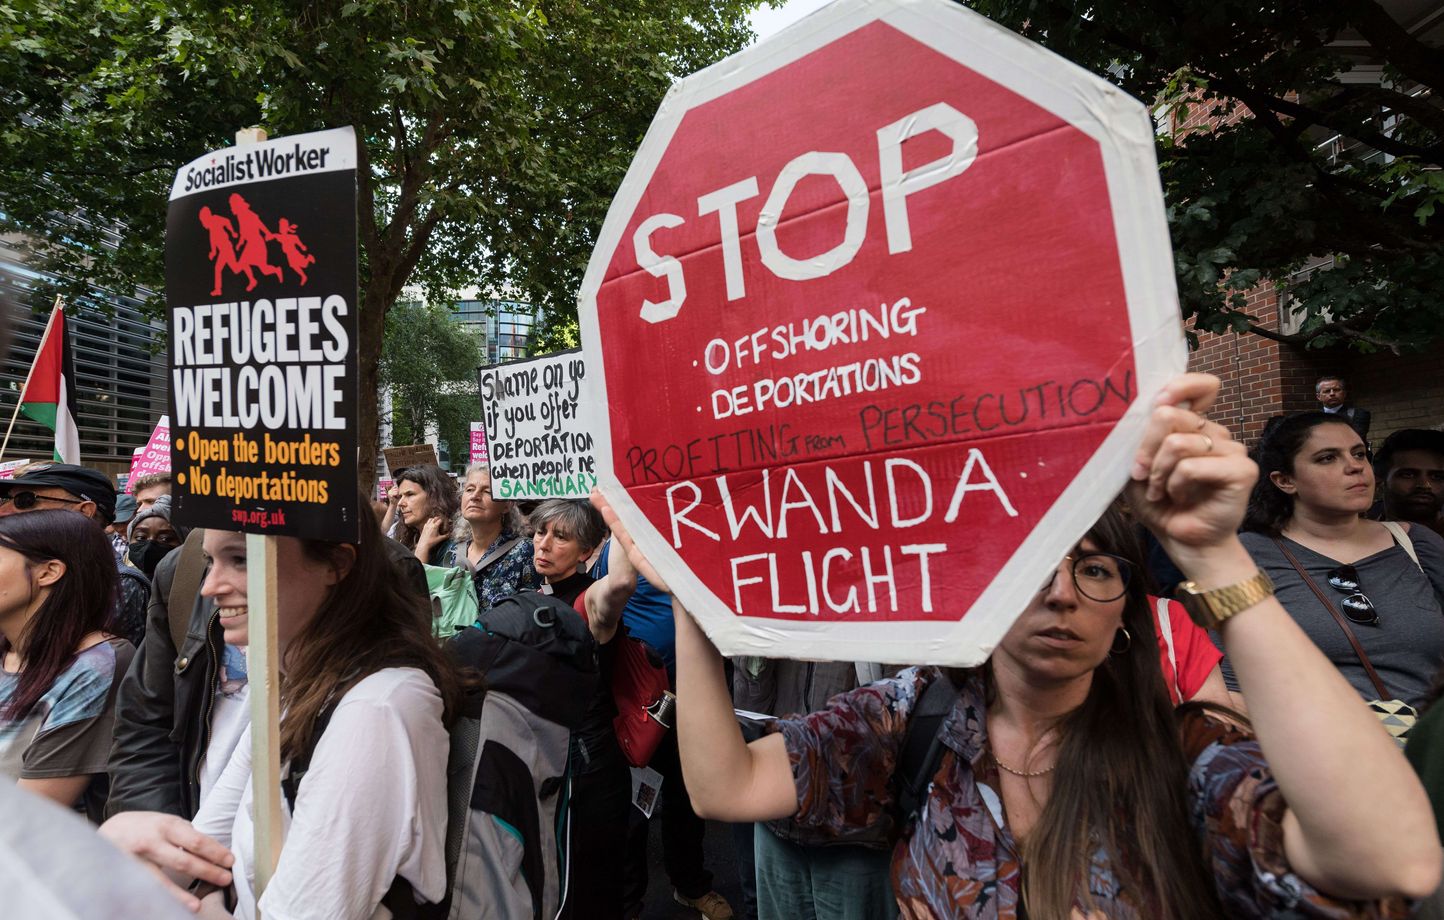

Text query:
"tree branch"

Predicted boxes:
[[1341, 0, 1444, 91]]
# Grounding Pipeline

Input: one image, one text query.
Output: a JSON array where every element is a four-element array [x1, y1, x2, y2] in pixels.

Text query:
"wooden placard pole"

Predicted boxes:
[[231, 125, 285, 912], [246, 531, 283, 901]]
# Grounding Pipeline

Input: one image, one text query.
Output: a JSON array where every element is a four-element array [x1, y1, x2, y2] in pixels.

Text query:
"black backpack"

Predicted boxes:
[[741, 667, 958, 851]]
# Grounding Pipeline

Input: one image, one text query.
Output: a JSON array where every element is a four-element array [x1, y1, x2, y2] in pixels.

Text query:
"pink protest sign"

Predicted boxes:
[[127, 416, 172, 492], [0, 459, 31, 481], [376, 476, 393, 502], [470, 422, 489, 465]]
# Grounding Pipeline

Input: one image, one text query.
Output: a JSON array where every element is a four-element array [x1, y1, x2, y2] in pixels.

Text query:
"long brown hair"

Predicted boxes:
[[1008, 505, 1225, 919], [279, 498, 461, 763], [0, 510, 117, 721]]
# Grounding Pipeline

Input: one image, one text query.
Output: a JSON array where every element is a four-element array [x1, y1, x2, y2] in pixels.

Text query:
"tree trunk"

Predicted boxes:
[[356, 280, 390, 498]]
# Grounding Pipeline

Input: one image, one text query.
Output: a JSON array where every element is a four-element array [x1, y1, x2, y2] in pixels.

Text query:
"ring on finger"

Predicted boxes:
[[1201, 434, 1214, 453]]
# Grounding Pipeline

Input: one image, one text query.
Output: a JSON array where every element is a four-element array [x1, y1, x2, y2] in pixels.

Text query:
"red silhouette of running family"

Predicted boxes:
[[199, 193, 317, 296]]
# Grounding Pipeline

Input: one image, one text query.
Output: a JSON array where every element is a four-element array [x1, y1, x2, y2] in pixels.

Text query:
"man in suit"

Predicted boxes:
[[1317, 375, 1371, 441]]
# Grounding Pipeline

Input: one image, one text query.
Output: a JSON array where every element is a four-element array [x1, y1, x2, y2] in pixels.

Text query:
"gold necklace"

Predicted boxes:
[[993, 749, 1057, 778]]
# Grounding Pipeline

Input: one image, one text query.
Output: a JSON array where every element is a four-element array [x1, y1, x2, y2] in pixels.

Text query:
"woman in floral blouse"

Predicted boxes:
[[597, 374, 1441, 919], [445, 464, 540, 610]]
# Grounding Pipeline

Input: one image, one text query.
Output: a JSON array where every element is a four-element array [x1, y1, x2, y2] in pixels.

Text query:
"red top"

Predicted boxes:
[[1151, 595, 1223, 704]]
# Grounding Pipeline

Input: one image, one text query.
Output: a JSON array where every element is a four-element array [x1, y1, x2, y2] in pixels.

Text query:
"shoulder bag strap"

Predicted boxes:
[[1272, 538, 1392, 700], [1156, 596, 1180, 704], [475, 535, 524, 572], [168, 529, 208, 654], [1379, 521, 1423, 570]]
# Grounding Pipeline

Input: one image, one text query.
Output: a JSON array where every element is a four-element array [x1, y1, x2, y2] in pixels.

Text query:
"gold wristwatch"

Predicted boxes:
[[1176, 570, 1275, 629]]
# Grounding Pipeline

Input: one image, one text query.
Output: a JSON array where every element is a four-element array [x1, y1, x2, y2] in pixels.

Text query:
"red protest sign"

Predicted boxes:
[[580, 0, 1184, 666]]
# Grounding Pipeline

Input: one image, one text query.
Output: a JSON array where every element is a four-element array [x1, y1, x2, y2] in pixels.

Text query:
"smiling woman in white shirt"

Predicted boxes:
[[102, 501, 462, 919]]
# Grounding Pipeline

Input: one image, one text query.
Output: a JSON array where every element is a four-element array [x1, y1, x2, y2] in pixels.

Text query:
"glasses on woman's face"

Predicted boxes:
[[1327, 564, 1379, 625], [1038, 552, 1135, 603]]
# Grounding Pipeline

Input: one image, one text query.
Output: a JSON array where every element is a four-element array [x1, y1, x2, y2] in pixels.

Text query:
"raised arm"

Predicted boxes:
[[1132, 373, 1441, 901], [592, 493, 795, 821], [583, 537, 636, 645]]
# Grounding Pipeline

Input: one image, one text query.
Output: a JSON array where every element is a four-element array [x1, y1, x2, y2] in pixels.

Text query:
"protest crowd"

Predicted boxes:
[[0, 370, 1441, 920], [5, 2, 1444, 919]]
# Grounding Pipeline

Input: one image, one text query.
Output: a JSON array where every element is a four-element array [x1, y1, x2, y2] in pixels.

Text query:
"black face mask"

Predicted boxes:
[[128, 540, 172, 579]]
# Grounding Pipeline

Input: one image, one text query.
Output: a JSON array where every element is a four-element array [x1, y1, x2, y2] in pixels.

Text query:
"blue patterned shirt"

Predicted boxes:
[[444, 528, 541, 611]]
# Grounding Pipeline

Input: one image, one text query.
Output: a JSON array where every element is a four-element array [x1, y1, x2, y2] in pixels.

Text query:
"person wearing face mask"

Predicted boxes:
[[126, 495, 188, 580]]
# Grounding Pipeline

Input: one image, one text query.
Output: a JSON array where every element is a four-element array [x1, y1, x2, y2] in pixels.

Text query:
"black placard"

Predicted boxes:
[[165, 127, 360, 541]]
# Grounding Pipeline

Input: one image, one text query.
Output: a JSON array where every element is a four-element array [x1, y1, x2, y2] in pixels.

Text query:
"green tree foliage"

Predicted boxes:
[[963, 0, 1444, 353], [378, 301, 481, 465], [0, 0, 757, 487]]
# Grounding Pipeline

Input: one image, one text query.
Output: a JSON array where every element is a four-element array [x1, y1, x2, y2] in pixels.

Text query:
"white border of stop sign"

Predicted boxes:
[[579, 0, 1186, 666]]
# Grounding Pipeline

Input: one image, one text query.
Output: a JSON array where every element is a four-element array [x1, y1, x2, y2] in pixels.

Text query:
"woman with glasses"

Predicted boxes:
[[598, 374, 1440, 918], [1242, 411, 1444, 710]]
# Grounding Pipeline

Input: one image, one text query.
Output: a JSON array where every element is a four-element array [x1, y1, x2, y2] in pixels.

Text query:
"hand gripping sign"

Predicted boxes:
[[579, 0, 1185, 666]]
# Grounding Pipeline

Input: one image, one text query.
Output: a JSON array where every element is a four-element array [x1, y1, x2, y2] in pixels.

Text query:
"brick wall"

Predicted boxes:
[[1186, 287, 1284, 444], [1327, 350, 1444, 439], [1171, 96, 1443, 445]]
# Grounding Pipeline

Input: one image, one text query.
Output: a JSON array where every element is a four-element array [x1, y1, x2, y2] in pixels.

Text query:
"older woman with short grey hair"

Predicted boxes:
[[445, 464, 539, 609]]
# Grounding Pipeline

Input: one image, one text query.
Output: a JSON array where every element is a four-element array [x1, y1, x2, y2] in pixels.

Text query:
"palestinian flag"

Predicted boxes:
[[18, 303, 80, 463]]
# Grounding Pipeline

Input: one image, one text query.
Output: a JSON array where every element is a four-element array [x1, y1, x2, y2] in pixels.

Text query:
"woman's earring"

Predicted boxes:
[[1110, 627, 1132, 655]]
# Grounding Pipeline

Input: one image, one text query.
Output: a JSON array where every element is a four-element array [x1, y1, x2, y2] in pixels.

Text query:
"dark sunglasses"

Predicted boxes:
[[1327, 564, 1378, 626], [0, 490, 84, 511]]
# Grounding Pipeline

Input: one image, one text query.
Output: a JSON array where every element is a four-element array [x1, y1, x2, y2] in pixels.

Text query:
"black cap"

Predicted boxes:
[[0, 463, 118, 524]]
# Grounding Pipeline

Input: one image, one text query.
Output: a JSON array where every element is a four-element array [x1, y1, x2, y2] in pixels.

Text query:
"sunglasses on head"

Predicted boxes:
[[0, 490, 84, 511], [1327, 564, 1378, 626]]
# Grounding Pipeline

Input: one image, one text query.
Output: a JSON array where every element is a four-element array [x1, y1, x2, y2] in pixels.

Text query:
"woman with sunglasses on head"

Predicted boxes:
[[101, 500, 462, 918], [1242, 411, 1444, 711], [0, 510, 133, 821], [599, 375, 1440, 918]]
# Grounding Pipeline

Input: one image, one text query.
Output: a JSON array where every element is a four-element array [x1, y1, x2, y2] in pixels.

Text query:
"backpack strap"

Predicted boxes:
[[894, 670, 957, 824], [280, 699, 338, 812], [1380, 521, 1423, 570], [475, 535, 524, 572], [1156, 596, 1181, 704], [168, 529, 208, 654]]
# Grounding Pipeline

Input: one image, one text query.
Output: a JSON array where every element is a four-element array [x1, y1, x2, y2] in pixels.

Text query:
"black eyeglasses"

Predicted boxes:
[[1039, 553, 1135, 603], [0, 491, 83, 511], [1327, 564, 1379, 625]]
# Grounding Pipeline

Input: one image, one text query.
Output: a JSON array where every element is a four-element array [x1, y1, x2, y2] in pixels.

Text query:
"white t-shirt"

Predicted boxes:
[[198, 681, 249, 807], [192, 668, 449, 920]]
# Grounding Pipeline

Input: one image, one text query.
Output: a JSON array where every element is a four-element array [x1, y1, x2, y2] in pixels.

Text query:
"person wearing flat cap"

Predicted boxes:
[[0, 463, 150, 646]]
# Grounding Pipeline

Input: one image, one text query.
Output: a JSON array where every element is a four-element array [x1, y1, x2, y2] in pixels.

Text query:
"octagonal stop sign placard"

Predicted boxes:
[[580, 0, 1185, 666]]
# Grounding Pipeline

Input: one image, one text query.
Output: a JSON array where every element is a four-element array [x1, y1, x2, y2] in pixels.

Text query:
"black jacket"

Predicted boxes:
[[106, 536, 431, 818]]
